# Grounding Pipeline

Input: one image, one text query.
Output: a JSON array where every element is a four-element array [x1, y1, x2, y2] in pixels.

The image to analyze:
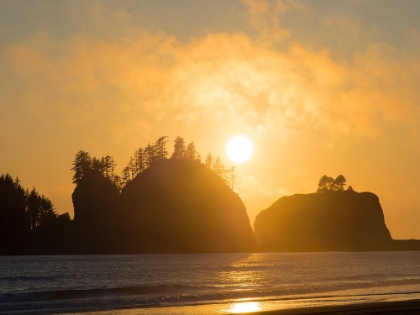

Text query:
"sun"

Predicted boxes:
[[226, 135, 254, 163]]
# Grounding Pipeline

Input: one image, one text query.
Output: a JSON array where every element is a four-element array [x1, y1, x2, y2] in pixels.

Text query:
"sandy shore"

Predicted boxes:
[[67, 298, 420, 315], [244, 299, 420, 315]]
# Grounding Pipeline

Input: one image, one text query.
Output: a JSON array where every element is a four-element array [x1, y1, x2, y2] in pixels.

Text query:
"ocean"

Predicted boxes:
[[1, 252, 420, 314]]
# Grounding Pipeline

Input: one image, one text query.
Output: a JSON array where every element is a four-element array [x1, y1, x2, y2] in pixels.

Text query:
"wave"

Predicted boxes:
[[0, 284, 206, 303], [2, 277, 420, 305], [325, 273, 420, 282], [2, 282, 420, 315]]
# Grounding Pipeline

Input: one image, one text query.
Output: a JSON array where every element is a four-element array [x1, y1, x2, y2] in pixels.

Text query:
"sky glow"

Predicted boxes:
[[1, 0, 420, 238]]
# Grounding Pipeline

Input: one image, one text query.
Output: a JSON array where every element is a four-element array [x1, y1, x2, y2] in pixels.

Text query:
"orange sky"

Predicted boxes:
[[1, 0, 420, 238]]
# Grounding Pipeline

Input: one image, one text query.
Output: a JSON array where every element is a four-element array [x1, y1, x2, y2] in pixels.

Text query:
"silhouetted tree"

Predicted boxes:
[[38, 195, 57, 227], [334, 175, 346, 191], [26, 189, 57, 230], [71, 150, 92, 184], [154, 136, 169, 160], [186, 141, 199, 160], [121, 166, 131, 186], [144, 144, 156, 168], [212, 156, 225, 178], [122, 148, 144, 181], [101, 155, 116, 180], [227, 166, 236, 189], [0, 174, 28, 245], [134, 148, 145, 174], [91, 157, 104, 173], [172, 136, 186, 158], [127, 157, 136, 179], [204, 152, 214, 169], [27, 188, 41, 230], [317, 175, 335, 193]]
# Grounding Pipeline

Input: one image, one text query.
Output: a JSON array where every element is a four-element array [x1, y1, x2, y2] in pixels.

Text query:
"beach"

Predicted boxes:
[[69, 299, 420, 315], [251, 299, 420, 315], [64, 298, 420, 315]]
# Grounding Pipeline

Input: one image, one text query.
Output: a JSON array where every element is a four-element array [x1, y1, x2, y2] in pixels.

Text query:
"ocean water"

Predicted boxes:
[[1, 252, 420, 314]]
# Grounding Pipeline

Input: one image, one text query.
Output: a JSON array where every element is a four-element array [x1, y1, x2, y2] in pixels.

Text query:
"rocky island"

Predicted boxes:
[[120, 158, 256, 253], [254, 175, 420, 251], [255, 190, 392, 251]]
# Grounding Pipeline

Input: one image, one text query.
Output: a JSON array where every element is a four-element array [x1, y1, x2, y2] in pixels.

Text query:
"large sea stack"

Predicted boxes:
[[120, 158, 256, 253], [254, 191, 392, 251]]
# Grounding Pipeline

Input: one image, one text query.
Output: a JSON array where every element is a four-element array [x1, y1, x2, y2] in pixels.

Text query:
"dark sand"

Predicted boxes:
[[244, 299, 420, 315], [68, 298, 420, 314]]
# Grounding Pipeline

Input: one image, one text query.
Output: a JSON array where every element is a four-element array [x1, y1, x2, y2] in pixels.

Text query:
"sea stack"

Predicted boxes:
[[254, 191, 392, 251], [72, 169, 121, 248], [120, 158, 256, 253]]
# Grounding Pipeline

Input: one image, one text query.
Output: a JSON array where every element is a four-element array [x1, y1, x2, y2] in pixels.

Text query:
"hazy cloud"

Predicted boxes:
[[3, 10, 420, 146], [236, 175, 290, 200], [2, 0, 420, 237]]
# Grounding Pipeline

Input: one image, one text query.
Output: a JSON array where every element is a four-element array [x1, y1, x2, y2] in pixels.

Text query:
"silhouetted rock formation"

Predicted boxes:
[[254, 191, 392, 251], [72, 169, 120, 249], [120, 158, 256, 253]]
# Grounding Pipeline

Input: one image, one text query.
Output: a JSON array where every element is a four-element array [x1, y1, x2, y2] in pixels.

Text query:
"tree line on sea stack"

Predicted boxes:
[[317, 174, 353, 193], [71, 136, 236, 190]]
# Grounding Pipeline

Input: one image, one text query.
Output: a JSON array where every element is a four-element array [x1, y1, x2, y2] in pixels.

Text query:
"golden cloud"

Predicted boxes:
[[2, 1, 420, 146]]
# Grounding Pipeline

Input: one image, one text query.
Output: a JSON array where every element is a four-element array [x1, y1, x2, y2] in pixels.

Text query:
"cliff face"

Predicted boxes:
[[72, 170, 120, 246], [254, 191, 392, 251], [120, 158, 256, 253]]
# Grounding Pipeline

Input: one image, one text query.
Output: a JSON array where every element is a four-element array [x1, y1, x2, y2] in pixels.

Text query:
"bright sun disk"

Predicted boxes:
[[226, 135, 254, 164]]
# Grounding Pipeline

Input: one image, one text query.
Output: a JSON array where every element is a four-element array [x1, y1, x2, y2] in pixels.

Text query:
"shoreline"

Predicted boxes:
[[60, 297, 420, 315], [5, 294, 420, 314], [245, 299, 420, 314]]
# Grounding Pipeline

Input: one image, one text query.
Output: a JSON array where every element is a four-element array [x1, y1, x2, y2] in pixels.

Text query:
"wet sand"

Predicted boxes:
[[72, 298, 420, 315], [245, 299, 420, 314]]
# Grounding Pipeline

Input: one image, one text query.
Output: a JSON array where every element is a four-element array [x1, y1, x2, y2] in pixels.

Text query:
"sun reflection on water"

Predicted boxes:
[[229, 301, 261, 313]]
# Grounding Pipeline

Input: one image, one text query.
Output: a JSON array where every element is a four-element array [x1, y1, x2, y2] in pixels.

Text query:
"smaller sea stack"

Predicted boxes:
[[254, 191, 392, 251]]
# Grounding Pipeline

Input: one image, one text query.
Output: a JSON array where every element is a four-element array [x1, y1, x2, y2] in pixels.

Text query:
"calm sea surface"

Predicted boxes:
[[1, 252, 420, 314]]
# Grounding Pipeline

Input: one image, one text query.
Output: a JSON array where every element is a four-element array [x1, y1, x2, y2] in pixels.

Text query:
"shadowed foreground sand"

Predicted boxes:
[[244, 299, 420, 315], [72, 299, 420, 315]]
